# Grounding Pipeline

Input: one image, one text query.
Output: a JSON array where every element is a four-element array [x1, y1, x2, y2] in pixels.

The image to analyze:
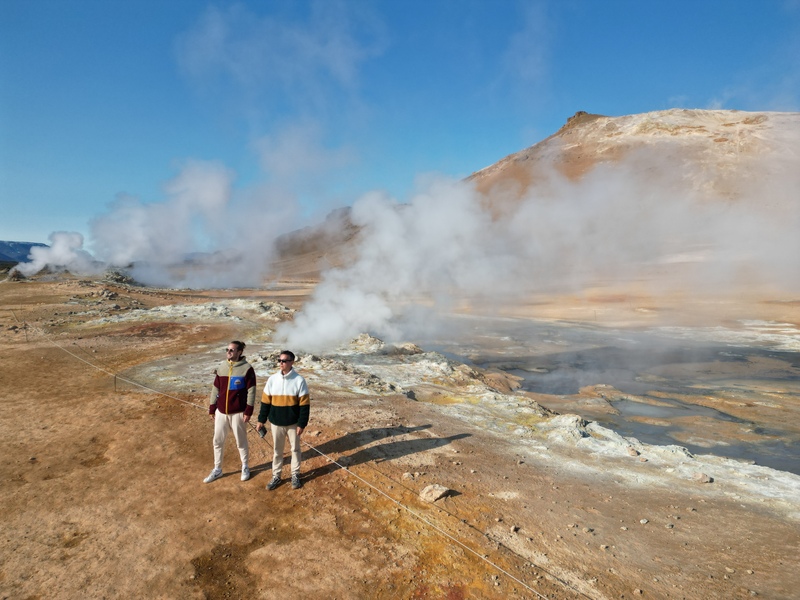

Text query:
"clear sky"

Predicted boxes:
[[1, 0, 799, 245]]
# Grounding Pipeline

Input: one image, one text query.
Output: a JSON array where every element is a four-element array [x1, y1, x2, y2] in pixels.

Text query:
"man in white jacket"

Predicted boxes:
[[256, 350, 310, 490]]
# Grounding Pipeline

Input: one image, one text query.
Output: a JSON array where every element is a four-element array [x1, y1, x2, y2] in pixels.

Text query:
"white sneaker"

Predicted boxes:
[[203, 468, 222, 483], [241, 466, 250, 481]]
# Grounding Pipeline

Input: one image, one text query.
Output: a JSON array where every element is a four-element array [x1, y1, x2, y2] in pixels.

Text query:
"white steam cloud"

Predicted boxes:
[[13, 3, 379, 288], [174, 2, 385, 116], [12, 158, 298, 287], [278, 137, 800, 353], [91, 160, 234, 265], [87, 159, 285, 288], [13, 231, 101, 277]]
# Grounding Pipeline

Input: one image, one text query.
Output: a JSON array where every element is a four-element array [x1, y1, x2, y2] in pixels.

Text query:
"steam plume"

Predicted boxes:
[[278, 141, 800, 352], [13, 232, 100, 277], [87, 159, 285, 288]]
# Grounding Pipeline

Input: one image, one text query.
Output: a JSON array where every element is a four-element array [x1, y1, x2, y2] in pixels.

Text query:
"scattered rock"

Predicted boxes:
[[257, 301, 295, 320], [693, 472, 714, 483], [348, 333, 386, 353], [104, 270, 134, 284], [387, 342, 424, 356], [419, 484, 451, 503]]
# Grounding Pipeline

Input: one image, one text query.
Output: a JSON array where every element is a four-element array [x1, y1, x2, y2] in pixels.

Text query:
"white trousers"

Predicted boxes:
[[271, 423, 301, 477], [213, 412, 249, 469]]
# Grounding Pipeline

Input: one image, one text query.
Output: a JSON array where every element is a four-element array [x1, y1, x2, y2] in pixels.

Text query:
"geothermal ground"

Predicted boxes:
[[1, 274, 799, 600]]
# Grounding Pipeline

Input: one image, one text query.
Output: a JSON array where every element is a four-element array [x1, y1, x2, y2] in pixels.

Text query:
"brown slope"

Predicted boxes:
[[271, 109, 800, 282], [269, 206, 361, 283], [3, 278, 798, 600], [469, 108, 799, 208]]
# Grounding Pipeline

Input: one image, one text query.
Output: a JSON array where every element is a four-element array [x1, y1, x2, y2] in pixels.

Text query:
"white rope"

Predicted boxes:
[[40, 332, 205, 410], [41, 331, 273, 448], [34, 325, 589, 599], [299, 439, 551, 599]]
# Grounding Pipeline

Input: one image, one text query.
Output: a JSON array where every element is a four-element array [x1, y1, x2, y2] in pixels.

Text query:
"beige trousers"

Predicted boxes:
[[271, 423, 301, 477], [213, 411, 249, 470]]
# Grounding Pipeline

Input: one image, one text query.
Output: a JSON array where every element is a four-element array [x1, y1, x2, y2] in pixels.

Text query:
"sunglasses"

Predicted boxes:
[[226, 348, 238, 353], [278, 359, 293, 363]]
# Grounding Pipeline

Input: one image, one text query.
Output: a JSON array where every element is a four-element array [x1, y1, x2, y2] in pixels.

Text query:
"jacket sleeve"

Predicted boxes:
[[257, 380, 271, 424], [244, 367, 257, 417], [209, 372, 220, 415], [297, 377, 310, 429]]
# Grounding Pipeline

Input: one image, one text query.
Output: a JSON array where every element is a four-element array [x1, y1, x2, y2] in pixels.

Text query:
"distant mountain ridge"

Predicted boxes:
[[0, 241, 48, 263], [272, 108, 800, 281], [5, 109, 798, 285], [468, 108, 800, 201]]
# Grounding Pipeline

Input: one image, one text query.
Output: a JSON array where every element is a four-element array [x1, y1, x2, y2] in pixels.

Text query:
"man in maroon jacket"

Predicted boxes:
[[203, 341, 257, 483]]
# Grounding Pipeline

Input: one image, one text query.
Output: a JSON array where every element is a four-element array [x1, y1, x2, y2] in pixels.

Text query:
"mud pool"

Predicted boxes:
[[417, 315, 800, 475]]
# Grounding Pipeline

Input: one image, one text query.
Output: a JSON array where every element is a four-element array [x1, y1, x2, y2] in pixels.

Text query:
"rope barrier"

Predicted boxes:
[[40, 332, 204, 409], [298, 439, 555, 599], [40, 329, 275, 452], [8, 309, 28, 342], [31, 323, 590, 599]]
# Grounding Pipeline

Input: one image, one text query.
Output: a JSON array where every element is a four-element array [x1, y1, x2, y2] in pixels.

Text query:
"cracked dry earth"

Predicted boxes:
[[1, 276, 799, 600]]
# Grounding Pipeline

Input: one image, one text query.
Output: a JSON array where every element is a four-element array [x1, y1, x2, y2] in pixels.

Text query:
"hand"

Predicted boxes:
[[296, 426, 304, 436], [243, 414, 251, 423], [209, 413, 215, 420]]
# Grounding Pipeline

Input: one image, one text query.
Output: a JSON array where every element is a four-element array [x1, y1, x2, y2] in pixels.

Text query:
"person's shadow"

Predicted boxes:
[[301, 424, 471, 482]]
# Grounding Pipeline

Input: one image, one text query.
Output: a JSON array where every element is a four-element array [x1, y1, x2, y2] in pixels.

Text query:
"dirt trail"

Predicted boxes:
[[1, 276, 798, 599]]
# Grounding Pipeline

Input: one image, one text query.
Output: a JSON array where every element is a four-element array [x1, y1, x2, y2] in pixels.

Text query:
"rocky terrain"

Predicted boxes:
[[2, 273, 798, 600], [3, 109, 799, 599]]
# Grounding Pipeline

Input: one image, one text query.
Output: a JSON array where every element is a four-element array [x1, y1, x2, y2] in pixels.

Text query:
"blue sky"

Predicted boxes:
[[2, 0, 799, 245]]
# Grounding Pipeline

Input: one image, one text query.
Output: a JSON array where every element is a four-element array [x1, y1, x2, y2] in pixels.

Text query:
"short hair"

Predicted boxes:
[[279, 350, 295, 361], [231, 340, 246, 352]]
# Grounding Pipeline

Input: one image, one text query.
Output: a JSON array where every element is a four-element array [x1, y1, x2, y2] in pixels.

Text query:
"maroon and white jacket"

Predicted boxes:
[[209, 357, 256, 416]]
